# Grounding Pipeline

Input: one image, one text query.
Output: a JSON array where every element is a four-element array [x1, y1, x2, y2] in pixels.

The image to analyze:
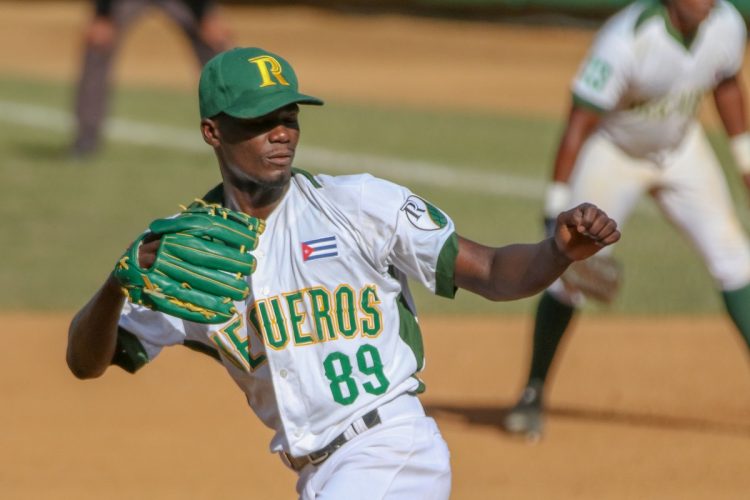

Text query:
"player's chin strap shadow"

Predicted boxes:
[[423, 402, 750, 438]]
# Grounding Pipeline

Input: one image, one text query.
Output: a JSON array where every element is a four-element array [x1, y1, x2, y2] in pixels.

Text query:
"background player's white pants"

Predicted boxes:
[[296, 396, 451, 500], [549, 123, 750, 304]]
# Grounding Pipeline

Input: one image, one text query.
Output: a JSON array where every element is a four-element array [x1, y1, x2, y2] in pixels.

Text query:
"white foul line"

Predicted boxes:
[[0, 99, 545, 200]]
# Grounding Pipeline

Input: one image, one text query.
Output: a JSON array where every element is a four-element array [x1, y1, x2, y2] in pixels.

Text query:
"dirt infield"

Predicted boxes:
[[2, 1, 750, 498], [3, 313, 750, 499]]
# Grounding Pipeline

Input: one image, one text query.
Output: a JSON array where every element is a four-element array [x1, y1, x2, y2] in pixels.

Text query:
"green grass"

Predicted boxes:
[[1, 74, 748, 315]]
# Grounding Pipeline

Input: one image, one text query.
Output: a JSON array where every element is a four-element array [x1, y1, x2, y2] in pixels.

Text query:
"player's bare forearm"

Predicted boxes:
[[455, 237, 572, 301], [713, 76, 746, 137], [551, 104, 601, 183], [455, 203, 620, 301], [715, 76, 750, 195], [66, 274, 125, 379]]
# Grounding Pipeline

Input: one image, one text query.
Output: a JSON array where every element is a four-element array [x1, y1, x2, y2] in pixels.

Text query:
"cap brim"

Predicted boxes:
[[222, 91, 324, 119]]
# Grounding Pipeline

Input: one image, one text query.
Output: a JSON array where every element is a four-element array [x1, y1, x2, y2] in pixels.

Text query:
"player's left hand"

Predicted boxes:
[[553, 203, 620, 261]]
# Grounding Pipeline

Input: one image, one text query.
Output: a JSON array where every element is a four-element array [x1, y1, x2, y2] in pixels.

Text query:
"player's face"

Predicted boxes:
[[208, 104, 301, 189], [668, 0, 715, 33]]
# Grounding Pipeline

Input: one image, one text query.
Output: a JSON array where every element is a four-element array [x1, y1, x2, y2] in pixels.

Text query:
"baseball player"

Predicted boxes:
[[503, 0, 750, 439], [71, 0, 231, 157], [67, 47, 620, 499]]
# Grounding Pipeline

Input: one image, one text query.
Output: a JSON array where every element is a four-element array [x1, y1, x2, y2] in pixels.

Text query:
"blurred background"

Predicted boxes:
[[4, 0, 750, 316], [2, 2, 750, 499]]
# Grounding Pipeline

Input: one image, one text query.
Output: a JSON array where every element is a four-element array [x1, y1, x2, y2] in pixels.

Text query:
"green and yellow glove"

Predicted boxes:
[[113, 202, 265, 324]]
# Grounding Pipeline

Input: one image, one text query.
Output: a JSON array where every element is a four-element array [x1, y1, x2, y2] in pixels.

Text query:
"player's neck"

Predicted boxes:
[[664, 3, 703, 38], [223, 181, 289, 220]]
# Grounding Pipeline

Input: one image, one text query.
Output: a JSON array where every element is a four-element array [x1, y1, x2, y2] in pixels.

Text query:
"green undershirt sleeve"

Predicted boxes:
[[111, 327, 149, 374]]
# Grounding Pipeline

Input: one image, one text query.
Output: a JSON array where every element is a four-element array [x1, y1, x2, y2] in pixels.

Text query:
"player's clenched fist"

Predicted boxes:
[[552, 203, 620, 262]]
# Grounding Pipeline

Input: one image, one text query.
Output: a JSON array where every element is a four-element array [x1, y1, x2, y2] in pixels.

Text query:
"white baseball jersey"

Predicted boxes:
[[572, 0, 746, 161], [115, 169, 458, 457]]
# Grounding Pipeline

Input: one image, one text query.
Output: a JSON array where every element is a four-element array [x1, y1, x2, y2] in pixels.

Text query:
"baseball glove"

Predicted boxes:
[[113, 202, 265, 324], [560, 254, 622, 304]]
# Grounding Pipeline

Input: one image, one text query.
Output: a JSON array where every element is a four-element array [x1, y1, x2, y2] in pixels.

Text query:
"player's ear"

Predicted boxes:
[[201, 118, 221, 146]]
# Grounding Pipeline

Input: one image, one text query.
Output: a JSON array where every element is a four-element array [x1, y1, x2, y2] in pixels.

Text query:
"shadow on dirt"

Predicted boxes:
[[424, 402, 750, 438]]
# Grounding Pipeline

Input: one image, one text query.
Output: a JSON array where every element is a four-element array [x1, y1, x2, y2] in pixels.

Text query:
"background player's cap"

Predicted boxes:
[[199, 47, 324, 119]]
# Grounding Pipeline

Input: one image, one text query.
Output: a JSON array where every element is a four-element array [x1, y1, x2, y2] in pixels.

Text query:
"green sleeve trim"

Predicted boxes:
[[435, 232, 458, 298], [397, 294, 424, 373], [721, 283, 750, 338], [111, 327, 149, 374], [408, 376, 426, 395], [572, 93, 608, 115], [112, 329, 222, 373], [183, 340, 222, 362], [292, 168, 322, 188]]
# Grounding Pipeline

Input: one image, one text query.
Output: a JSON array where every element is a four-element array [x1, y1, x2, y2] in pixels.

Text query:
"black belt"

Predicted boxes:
[[281, 408, 382, 471]]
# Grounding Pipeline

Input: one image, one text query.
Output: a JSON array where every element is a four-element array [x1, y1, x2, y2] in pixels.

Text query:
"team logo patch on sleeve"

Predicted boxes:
[[401, 195, 448, 231], [301, 236, 338, 262]]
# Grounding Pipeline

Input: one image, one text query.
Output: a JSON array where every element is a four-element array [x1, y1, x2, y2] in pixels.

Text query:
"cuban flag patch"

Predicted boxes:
[[301, 235, 338, 262]]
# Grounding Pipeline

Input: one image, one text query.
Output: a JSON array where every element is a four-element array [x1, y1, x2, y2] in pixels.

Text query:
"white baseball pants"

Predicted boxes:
[[296, 394, 451, 500], [550, 123, 750, 303]]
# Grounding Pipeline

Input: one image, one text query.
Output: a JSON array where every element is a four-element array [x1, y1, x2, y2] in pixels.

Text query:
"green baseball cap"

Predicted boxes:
[[199, 47, 324, 119]]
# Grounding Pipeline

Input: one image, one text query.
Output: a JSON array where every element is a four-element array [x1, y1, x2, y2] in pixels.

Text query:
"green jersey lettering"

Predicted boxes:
[[335, 285, 358, 338], [286, 290, 314, 346], [360, 285, 382, 337], [309, 287, 336, 341]]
